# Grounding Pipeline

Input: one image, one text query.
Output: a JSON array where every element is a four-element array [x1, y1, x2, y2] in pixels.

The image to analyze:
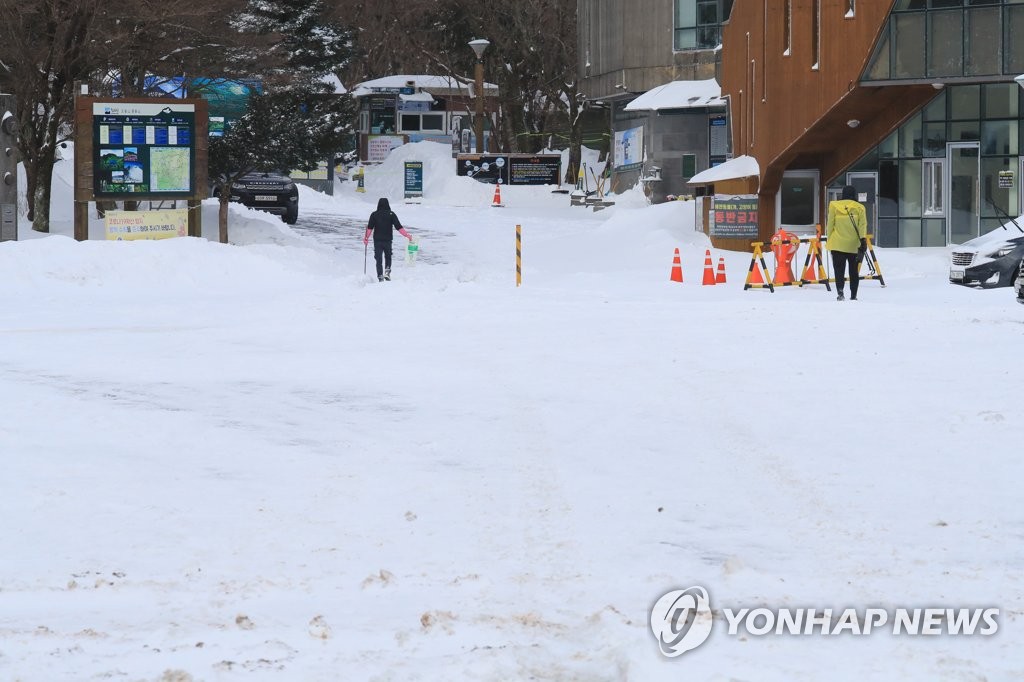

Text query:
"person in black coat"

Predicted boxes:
[[363, 197, 413, 281]]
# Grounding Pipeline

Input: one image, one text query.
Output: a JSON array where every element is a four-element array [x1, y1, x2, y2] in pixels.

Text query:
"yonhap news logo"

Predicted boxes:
[[649, 586, 713, 657], [650, 586, 999, 657]]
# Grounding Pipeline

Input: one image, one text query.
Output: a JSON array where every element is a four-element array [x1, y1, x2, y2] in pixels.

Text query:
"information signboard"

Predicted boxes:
[[456, 154, 561, 186], [93, 101, 196, 198], [614, 126, 644, 171], [404, 161, 423, 199], [710, 195, 759, 240]]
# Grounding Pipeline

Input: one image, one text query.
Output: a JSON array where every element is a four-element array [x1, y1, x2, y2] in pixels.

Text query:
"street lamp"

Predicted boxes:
[[469, 38, 490, 153]]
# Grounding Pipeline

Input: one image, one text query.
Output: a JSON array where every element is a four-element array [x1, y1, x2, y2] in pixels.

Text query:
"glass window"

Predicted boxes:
[[422, 114, 444, 131], [982, 120, 1015, 155], [981, 157, 1015, 215], [923, 219, 946, 246], [966, 7, 1000, 76], [812, 0, 820, 68], [900, 219, 923, 247], [983, 83, 1016, 118], [893, 0, 926, 9], [371, 110, 396, 134], [1006, 6, 1024, 74], [877, 218, 899, 248], [893, 13, 926, 78], [924, 122, 947, 157], [950, 121, 980, 142], [879, 131, 898, 159], [900, 111, 923, 157], [864, 25, 891, 80], [851, 146, 879, 171], [928, 10, 962, 78], [783, 0, 792, 54], [901, 159, 922, 216], [923, 159, 944, 216], [923, 90, 947, 121], [675, 0, 697, 49], [401, 114, 421, 132], [675, 0, 732, 50], [949, 85, 980, 120]]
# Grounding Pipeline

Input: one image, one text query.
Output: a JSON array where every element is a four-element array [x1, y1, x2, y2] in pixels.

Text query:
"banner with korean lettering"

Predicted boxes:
[[710, 195, 758, 239], [104, 209, 188, 240]]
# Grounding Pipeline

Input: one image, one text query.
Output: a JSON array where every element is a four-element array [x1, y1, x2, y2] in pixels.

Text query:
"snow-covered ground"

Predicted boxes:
[[1, 142, 1022, 681]]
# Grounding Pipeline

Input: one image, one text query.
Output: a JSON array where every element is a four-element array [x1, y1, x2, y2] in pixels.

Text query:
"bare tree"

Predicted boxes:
[[0, 0, 104, 232], [334, 0, 583, 179]]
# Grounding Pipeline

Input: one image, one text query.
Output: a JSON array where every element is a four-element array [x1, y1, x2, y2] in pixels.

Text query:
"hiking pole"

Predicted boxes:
[[363, 240, 368, 275]]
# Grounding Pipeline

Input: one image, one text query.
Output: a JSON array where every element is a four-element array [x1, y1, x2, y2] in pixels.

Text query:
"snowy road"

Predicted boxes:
[[291, 210, 454, 266], [2, 151, 1023, 680]]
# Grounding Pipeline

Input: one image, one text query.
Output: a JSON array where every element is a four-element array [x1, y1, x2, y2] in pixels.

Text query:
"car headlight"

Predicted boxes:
[[284, 181, 296, 192], [994, 246, 1016, 257], [231, 182, 246, 190]]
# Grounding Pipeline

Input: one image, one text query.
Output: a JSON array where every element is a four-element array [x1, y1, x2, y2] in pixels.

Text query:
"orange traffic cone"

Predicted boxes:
[[670, 248, 683, 283], [801, 258, 817, 281], [702, 249, 716, 285], [491, 182, 504, 207], [748, 259, 766, 285], [716, 257, 727, 284]]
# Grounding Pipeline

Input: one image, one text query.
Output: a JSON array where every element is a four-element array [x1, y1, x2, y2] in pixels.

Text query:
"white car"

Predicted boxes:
[[1015, 258, 1024, 304], [949, 224, 1024, 289]]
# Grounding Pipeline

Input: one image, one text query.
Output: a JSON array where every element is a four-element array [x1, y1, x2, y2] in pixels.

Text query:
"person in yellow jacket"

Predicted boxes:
[[826, 185, 868, 301]]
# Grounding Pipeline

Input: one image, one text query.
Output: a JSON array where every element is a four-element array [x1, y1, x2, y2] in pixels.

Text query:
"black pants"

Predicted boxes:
[[831, 250, 860, 297], [373, 240, 392, 278]]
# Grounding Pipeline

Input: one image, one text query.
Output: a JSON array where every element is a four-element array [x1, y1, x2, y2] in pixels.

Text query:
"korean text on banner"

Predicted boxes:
[[104, 209, 188, 240]]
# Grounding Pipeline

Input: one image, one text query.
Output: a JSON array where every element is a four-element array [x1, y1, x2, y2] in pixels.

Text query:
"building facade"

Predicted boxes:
[[351, 75, 499, 162], [577, 0, 733, 200], [721, 0, 1024, 247]]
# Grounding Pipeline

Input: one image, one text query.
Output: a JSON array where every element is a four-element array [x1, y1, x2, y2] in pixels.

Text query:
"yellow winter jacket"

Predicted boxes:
[[825, 199, 868, 253]]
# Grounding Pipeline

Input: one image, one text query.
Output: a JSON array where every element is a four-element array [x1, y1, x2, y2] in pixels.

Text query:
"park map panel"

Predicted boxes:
[[93, 102, 195, 198]]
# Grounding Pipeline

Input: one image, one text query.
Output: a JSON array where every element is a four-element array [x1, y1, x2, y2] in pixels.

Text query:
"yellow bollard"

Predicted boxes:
[[516, 224, 522, 287]]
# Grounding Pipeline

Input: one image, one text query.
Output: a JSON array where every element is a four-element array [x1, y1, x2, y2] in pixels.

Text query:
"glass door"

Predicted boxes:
[[847, 172, 878, 237], [947, 142, 979, 245]]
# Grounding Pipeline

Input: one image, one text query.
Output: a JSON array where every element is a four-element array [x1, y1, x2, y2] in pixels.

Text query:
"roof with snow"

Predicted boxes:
[[624, 78, 725, 112], [320, 73, 347, 95], [352, 74, 498, 98], [688, 155, 760, 185]]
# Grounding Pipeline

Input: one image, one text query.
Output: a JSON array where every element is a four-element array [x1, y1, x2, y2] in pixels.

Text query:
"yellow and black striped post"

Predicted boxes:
[[515, 224, 522, 287], [857, 234, 886, 287]]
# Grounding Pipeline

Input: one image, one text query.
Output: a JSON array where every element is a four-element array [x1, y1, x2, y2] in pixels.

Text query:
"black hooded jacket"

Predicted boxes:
[[366, 198, 404, 242]]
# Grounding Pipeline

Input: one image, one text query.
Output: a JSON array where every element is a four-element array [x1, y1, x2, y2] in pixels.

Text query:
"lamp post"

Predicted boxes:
[[469, 38, 490, 153]]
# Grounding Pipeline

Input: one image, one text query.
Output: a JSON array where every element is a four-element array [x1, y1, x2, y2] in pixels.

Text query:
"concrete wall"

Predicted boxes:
[[579, 0, 720, 102]]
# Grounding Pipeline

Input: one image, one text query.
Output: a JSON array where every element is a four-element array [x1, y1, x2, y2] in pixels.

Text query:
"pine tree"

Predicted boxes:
[[231, 0, 353, 91], [209, 0, 356, 242]]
